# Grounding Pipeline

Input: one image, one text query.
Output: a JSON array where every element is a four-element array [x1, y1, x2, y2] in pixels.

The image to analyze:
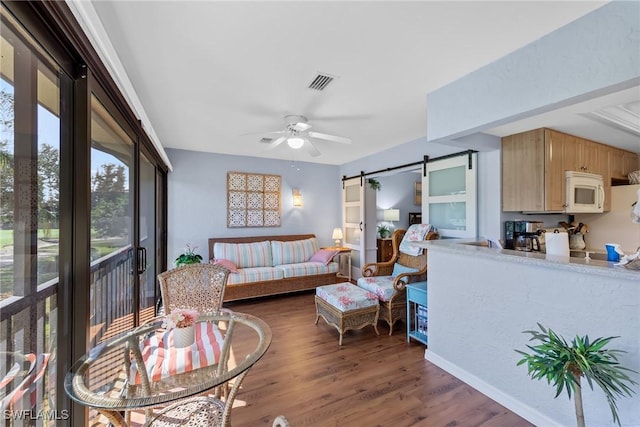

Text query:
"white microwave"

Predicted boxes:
[[565, 171, 604, 213]]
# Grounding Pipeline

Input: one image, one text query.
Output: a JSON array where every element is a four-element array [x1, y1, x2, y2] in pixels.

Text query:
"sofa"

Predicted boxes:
[[208, 234, 339, 301]]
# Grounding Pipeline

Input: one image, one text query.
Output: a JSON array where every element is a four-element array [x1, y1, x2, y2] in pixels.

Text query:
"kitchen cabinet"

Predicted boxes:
[[502, 128, 638, 213], [563, 135, 601, 174], [502, 128, 564, 212], [376, 238, 393, 262], [609, 149, 640, 180], [623, 151, 639, 177]]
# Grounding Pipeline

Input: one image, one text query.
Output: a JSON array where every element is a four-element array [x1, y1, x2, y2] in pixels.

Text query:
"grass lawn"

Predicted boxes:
[[0, 229, 61, 248]]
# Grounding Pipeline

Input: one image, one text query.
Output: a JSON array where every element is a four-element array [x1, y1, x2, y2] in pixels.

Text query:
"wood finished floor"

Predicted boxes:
[[222, 291, 533, 427]]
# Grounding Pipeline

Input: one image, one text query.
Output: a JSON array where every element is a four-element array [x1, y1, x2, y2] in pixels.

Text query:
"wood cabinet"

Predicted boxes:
[[377, 238, 393, 262], [502, 128, 639, 213], [502, 128, 564, 212]]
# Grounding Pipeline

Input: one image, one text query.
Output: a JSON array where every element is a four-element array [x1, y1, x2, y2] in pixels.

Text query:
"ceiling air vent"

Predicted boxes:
[[259, 138, 273, 144], [308, 73, 335, 91]]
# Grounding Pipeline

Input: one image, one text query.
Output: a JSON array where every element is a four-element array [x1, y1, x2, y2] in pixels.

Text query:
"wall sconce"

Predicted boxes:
[[292, 188, 303, 207], [332, 227, 343, 247], [383, 209, 400, 227]]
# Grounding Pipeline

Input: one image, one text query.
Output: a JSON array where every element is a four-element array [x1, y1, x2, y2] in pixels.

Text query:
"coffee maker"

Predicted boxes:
[[504, 220, 544, 251]]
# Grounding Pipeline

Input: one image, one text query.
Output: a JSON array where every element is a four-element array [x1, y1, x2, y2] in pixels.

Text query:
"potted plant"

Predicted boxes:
[[377, 224, 391, 239], [162, 308, 199, 348], [368, 178, 381, 191], [516, 323, 637, 427], [175, 243, 203, 267]]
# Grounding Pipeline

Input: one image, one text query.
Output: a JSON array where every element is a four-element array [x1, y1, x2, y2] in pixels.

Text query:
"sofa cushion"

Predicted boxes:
[[211, 258, 238, 273], [213, 241, 272, 268], [226, 267, 284, 285], [309, 249, 340, 265], [276, 261, 338, 278], [391, 262, 419, 277], [356, 276, 396, 302], [271, 238, 319, 266]]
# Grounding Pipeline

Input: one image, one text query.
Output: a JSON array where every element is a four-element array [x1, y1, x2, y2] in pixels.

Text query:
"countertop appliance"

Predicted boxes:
[[504, 220, 544, 251], [565, 171, 604, 213]]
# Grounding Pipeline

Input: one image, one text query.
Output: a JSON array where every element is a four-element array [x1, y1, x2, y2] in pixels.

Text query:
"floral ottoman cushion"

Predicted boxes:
[[316, 283, 378, 312]]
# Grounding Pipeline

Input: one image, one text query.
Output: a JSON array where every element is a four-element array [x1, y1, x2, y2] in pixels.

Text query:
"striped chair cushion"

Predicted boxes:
[[129, 322, 224, 384], [276, 261, 338, 278], [356, 276, 396, 302], [271, 238, 319, 265], [213, 241, 272, 268], [226, 267, 284, 285]]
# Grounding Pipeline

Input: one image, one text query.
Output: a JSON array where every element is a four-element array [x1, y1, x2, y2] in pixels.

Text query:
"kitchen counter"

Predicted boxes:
[[412, 238, 639, 427], [411, 238, 639, 281]]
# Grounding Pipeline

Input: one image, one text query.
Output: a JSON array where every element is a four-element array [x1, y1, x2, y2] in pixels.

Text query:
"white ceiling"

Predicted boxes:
[[79, 0, 638, 166]]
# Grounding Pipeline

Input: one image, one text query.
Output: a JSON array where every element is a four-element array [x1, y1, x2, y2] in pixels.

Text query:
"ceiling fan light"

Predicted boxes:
[[287, 137, 305, 149]]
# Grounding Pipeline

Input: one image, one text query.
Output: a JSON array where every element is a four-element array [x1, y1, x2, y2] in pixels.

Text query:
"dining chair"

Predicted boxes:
[[143, 316, 254, 427], [158, 263, 231, 315], [357, 226, 439, 335]]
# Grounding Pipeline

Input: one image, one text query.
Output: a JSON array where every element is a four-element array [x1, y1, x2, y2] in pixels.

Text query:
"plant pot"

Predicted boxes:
[[172, 325, 195, 348]]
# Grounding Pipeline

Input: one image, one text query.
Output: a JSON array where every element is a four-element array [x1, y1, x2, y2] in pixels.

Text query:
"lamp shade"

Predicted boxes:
[[332, 228, 343, 240], [292, 188, 303, 207], [383, 209, 400, 222]]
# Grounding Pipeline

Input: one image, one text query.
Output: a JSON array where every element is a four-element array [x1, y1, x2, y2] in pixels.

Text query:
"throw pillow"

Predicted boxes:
[[211, 258, 238, 273], [309, 249, 340, 265], [392, 262, 419, 277]]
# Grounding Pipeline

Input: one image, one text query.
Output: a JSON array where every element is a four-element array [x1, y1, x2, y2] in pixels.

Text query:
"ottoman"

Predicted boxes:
[[315, 283, 380, 345]]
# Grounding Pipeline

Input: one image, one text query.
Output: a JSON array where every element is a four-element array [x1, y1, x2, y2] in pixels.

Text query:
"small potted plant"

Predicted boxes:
[[368, 178, 381, 191], [163, 308, 199, 348], [175, 243, 203, 267], [377, 224, 391, 239], [516, 323, 637, 427]]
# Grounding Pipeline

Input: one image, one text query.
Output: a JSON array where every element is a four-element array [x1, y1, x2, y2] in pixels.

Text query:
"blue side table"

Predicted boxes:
[[406, 281, 428, 345]]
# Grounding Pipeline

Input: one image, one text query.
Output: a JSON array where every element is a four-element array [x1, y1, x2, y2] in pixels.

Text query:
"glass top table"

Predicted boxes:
[[64, 311, 271, 425]]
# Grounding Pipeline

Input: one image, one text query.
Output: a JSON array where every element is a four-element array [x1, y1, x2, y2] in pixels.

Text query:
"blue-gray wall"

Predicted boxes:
[[166, 148, 340, 263], [376, 171, 421, 231]]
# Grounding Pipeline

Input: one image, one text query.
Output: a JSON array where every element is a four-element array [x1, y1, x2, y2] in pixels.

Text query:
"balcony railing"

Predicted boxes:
[[1, 245, 155, 425]]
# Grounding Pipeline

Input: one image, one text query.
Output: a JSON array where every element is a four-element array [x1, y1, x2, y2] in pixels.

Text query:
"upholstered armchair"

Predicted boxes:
[[357, 226, 439, 335]]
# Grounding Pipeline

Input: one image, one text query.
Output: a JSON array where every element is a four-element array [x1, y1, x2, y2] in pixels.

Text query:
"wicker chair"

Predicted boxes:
[[124, 264, 232, 425], [357, 227, 439, 335], [158, 263, 231, 315]]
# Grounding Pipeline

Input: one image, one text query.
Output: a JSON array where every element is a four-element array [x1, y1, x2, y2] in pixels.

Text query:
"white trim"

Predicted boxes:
[[65, 0, 173, 171], [425, 350, 561, 427]]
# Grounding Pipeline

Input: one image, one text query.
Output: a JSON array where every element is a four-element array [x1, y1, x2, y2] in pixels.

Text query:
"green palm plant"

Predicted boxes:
[[174, 243, 203, 267], [516, 323, 637, 427]]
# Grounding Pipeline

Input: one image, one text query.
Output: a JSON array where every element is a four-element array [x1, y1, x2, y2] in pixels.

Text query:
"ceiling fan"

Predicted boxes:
[[259, 115, 351, 157]]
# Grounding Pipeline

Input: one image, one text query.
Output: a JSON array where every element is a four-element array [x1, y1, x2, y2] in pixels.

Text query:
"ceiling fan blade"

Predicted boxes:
[[265, 136, 287, 150], [308, 131, 351, 144], [241, 130, 285, 137], [304, 138, 321, 157], [292, 122, 312, 132]]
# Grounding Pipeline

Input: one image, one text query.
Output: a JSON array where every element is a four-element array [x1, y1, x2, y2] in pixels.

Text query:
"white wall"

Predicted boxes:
[[427, 246, 640, 427], [166, 148, 340, 264], [426, 1, 640, 143]]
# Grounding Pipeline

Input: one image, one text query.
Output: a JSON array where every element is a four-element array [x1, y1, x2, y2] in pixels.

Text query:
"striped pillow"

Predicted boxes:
[[213, 241, 273, 268], [271, 238, 319, 265]]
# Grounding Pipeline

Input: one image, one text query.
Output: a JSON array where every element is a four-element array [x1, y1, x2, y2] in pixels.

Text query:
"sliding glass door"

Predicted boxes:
[[89, 94, 136, 343], [0, 5, 64, 416], [139, 149, 157, 323]]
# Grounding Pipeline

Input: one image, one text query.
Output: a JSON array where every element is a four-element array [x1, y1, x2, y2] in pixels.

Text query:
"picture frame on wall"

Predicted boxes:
[[414, 182, 422, 205]]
